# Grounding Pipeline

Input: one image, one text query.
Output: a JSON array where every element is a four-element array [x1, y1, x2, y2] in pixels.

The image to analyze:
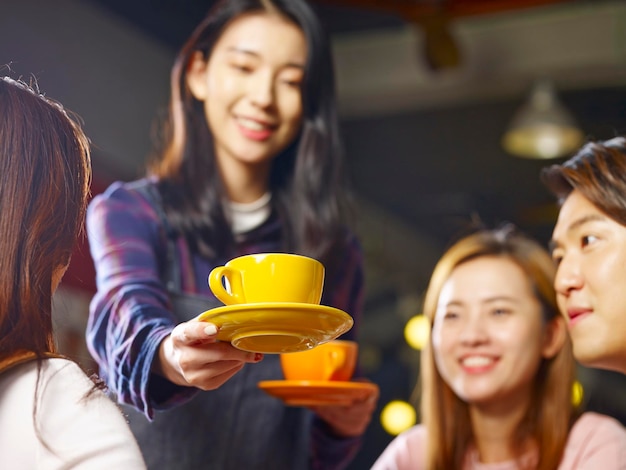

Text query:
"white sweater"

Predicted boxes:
[[0, 358, 146, 469]]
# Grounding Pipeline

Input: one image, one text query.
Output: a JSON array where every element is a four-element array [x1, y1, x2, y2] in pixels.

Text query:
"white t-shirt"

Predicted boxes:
[[0, 358, 146, 469], [223, 192, 272, 236]]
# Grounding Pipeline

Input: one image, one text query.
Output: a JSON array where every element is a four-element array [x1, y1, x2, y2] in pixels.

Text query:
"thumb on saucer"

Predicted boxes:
[[174, 321, 219, 345]]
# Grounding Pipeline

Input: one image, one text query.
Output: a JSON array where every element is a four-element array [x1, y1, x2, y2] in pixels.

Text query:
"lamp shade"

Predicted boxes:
[[502, 79, 584, 159]]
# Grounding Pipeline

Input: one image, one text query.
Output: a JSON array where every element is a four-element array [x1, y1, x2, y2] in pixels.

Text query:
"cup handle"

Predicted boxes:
[[323, 349, 346, 381], [208, 266, 243, 305]]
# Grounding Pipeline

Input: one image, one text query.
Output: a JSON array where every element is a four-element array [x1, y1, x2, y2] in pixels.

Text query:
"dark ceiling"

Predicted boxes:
[[88, 0, 576, 49], [87, 0, 406, 50]]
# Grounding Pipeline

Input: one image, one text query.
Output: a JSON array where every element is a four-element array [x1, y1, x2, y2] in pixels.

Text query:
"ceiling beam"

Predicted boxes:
[[315, 0, 576, 22]]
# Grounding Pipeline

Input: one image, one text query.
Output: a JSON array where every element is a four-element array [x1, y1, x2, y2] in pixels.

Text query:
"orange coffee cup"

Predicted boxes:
[[280, 340, 357, 382]]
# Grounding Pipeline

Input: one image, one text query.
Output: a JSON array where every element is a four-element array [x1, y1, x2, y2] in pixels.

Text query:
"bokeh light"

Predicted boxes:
[[404, 315, 430, 350], [572, 380, 584, 407], [380, 400, 417, 436]]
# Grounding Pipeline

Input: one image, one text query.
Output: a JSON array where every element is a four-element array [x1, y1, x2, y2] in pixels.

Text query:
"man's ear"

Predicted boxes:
[[186, 51, 209, 100], [542, 315, 568, 359]]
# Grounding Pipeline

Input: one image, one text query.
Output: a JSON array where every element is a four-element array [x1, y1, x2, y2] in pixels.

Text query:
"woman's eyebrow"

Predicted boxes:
[[225, 46, 305, 69]]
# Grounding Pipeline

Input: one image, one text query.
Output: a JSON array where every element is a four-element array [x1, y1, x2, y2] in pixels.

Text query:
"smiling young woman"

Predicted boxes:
[[85, 0, 377, 468]]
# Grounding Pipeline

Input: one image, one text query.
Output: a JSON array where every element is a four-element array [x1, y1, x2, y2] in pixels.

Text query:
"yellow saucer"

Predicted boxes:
[[258, 380, 379, 406], [195, 302, 353, 354]]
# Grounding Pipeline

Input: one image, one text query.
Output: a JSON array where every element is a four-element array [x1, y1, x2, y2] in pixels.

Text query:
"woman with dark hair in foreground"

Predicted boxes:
[[0, 76, 145, 468]]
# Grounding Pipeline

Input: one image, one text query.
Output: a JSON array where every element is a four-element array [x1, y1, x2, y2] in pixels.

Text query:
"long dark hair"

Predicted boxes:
[[0, 77, 91, 359], [149, 0, 349, 264]]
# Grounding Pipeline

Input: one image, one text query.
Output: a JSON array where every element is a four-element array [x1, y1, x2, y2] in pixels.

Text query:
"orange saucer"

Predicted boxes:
[[258, 380, 379, 406]]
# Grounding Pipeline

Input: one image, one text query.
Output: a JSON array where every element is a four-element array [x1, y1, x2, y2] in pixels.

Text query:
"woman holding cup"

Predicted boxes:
[[85, 0, 377, 468]]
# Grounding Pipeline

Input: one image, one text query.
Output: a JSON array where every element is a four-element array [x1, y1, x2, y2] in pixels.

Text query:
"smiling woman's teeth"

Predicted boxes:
[[238, 117, 267, 130], [462, 356, 494, 367]]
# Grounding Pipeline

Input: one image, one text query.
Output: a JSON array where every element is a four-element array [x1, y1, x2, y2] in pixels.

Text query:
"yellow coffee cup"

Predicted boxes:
[[208, 253, 325, 305], [280, 340, 357, 382]]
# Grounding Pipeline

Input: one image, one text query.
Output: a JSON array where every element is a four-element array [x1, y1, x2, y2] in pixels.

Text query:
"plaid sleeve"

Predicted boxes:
[[85, 181, 197, 419]]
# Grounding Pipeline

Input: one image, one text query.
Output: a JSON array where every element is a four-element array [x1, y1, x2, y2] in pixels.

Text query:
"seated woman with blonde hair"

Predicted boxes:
[[373, 226, 626, 469]]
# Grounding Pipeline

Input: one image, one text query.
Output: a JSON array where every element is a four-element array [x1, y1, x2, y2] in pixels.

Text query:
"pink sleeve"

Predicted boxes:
[[559, 412, 626, 469], [371, 425, 427, 470]]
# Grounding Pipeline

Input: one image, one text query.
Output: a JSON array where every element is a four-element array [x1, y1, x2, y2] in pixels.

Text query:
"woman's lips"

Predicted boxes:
[[459, 355, 498, 373], [236, 116, 276, 141]]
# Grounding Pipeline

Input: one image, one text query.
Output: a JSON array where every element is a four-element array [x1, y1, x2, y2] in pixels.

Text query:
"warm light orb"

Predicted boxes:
[[572, 380, 584, 407], [404, 315, 430, 350], [501, 79, 584, 160], [381, 400, 417, 436]]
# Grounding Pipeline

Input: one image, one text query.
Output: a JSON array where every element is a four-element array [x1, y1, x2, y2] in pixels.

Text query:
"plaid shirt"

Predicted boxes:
[[86, 178, 365, 470]]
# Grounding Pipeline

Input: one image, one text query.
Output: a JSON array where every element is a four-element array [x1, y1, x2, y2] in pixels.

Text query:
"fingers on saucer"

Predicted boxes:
[[175, 321, 220, 344], [245, 352, 264, 363], [206, 341, 264, 363], [203, 323, 218, 336]]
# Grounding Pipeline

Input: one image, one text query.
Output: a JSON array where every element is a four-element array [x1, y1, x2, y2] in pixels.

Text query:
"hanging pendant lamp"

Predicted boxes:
[[502, 79, 584, 159]]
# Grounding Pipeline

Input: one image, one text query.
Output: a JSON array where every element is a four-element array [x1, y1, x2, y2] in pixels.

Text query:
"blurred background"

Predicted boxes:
[[3, 0, 626, 467]]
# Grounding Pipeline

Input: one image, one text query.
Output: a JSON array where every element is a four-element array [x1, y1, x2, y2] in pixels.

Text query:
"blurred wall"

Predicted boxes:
[[1, 0, 173, 177]]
